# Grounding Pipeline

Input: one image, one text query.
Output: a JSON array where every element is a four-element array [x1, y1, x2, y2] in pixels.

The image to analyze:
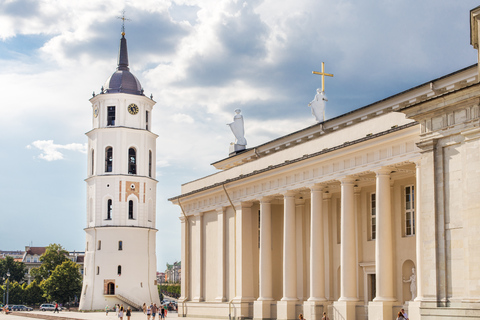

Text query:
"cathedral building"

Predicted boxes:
[[79, 28, 160, 310], [169, 6, 480, 320]]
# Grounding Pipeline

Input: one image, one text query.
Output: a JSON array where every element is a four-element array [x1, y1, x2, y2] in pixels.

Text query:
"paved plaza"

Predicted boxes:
[[0, 311, 184, 320]]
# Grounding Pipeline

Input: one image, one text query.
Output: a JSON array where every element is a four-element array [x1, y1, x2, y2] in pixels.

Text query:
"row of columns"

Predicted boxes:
[[180, 165, 419, 320]]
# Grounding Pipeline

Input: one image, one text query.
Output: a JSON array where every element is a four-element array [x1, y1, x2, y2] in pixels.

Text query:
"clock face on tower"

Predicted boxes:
[[93, 106, 99, 118], [128, 103, 139, 115]]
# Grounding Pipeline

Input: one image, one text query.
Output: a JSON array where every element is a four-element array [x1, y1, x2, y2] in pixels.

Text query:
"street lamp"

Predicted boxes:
[[2, 276, 5, 306], [6, 271, 10, 306]]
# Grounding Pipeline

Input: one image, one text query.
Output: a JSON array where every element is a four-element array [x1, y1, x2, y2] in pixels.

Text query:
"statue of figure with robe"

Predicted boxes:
[[227, 109, 247, 152], [403, 267, 417, 301], [308, 88, 327, 122]]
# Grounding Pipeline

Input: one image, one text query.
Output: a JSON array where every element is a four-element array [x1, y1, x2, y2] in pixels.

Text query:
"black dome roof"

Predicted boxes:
[[103, 35, 143, 96]]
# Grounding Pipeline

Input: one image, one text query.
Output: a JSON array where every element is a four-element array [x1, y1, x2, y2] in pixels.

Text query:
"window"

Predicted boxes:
[[118, 241, 123, 251], [98, 240, 101, 250], [370, 193, 376, 240], [405, 185, 415, 236], [129, 200, 134, 219], [91, 149, 95, 175], [107, 199, 112, 220], [146, 111, 149, 130], [118, 265, 122, 275], [128, 148, 136, 174], [97, 266, 100, 275], [107, 106, 115, 126], [149, 150, 152, 178], [105, 147, 113, 172]]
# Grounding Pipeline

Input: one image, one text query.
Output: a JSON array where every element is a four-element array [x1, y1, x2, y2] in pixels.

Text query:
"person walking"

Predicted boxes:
[[143, 303, 146, 314], [118, 306, 124, 320], [146, 303, 151, 320], [160, 304, 165, 319], [164, 303, 168, 318], [54, 303, 59, 313], [126, 307, 131, 320], [106, 305, 109, 315], [322, 312, 330, 320], [152, 303, 157, 320]]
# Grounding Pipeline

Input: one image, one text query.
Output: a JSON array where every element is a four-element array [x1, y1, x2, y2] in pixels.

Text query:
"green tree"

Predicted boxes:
[[31, 244, 69, 282], [0, 256, 27, 284], [41, 260, 82, 305], [23, 280, 44, 305], [6, 281, 24, 304]]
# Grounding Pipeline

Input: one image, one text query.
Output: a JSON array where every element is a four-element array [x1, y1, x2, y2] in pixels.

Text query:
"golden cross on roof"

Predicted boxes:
[[117, 10, 131, 36], [312, 62, 334, 92]]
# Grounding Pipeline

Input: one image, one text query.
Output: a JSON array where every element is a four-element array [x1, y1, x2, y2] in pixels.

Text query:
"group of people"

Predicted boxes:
[[106, 304, 132, 320], [298, 312, 329, 320], [396, 308, 409, 320], [143, 302, 168, 319]]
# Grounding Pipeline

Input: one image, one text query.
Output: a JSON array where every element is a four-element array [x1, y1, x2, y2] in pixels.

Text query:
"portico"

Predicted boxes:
[[169, 8, 480, 319]]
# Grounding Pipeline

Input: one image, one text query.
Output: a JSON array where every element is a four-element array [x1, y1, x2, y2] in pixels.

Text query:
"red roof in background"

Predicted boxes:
[[26, 247, 46, 255]]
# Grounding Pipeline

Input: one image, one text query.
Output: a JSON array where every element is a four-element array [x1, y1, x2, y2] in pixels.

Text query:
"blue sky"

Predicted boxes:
[[1, 0, 479, 271]]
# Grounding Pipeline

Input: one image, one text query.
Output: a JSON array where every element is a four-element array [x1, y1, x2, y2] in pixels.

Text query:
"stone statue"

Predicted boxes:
[[308, 88, 327, 122], [403, 267, 417, 301], [228, 108, 247, 144]]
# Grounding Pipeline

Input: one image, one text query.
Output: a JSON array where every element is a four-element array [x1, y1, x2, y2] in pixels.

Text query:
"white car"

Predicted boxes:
[[40, 304, 56, 311]]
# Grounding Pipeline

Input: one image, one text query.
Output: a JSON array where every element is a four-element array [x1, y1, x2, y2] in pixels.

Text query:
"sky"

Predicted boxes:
[[0, 0, 479, 271]]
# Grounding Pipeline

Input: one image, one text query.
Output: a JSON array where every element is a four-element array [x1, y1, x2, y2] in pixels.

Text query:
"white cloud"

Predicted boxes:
[[27, 140, 87, 161], [171, 113, 194, 124]]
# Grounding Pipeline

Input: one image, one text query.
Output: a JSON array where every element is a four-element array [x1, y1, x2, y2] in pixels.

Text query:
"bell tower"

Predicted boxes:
[[79, 27, 160, 310]]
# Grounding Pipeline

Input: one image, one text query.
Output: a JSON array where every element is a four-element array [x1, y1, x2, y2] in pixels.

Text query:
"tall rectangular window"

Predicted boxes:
[[107, 106, 115, 126], [107, 199, 112, 220], [146, 111, 149, 130], [98, 240, 101, 250], [118, 241, 123, 251], [105, 147, 113, 172], [405, 185, 415, 236], [370, 193, 376, 240]]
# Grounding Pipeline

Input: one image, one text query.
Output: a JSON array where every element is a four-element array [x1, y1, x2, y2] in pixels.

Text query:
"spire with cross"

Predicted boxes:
[[117, 10, 131, 36]]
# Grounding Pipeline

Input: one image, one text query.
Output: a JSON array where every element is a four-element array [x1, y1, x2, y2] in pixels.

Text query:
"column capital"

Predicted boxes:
[[374, 167, 392, 176], [308, 183, 325, 192], [354, 186, 362, 194], [340, 176, 356, 184], [416, 139, 437, 153], [193, 211, 204, 217], [323, 192, 332, 200], [233, 201, 254, 209], [260, 196, 274, 204], [282, 190, 297, 198], [179, 215, 188, 222], [295, 198, 306, 205], [216, 207, 226, 214]]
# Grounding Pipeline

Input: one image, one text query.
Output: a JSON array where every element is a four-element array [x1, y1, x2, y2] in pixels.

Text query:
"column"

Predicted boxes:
[[278, 191, 298, 320], [408, 160, 424, 320], [254, 198, 274, 320], [304, 185, 327, 320], [368, 168, 395, 320], [296, 198, 305, 301], [216, 207, 226, 302], [179, 216, 188, 303], [334, 177, 358, 320], [192, 212, 204, 302], [234, 202, 255, 318]]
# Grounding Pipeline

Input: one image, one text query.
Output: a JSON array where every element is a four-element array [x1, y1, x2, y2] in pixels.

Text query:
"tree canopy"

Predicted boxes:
[[0, 256, 26, 284], [41, 260, 82, 305], [31, 243, 69, 282]]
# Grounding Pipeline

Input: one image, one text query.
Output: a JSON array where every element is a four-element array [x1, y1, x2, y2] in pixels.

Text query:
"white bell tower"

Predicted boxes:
[[79, 28, 160, 310]]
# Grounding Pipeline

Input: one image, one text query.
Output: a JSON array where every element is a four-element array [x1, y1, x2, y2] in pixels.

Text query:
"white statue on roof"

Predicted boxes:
[[308, 88, 327, 122], [227, 109, 247, 153]]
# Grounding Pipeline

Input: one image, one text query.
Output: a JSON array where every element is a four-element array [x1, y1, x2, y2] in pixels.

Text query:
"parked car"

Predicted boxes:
[[12, 305, 33, 311], [40, 304, 56, 311]]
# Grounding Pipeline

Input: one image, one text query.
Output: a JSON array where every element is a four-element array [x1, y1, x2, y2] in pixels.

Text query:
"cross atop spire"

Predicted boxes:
[[312, 62, 334, 92], [117, 10, 131, 36]]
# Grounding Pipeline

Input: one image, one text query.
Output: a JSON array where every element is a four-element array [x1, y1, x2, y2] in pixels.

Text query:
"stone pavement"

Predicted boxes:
[[0, 311, 181, 320]]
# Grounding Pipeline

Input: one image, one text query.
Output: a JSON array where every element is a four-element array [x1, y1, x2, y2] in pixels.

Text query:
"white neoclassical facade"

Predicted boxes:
[[169, 7, 480, 320], [79, 30, 160, 310]]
